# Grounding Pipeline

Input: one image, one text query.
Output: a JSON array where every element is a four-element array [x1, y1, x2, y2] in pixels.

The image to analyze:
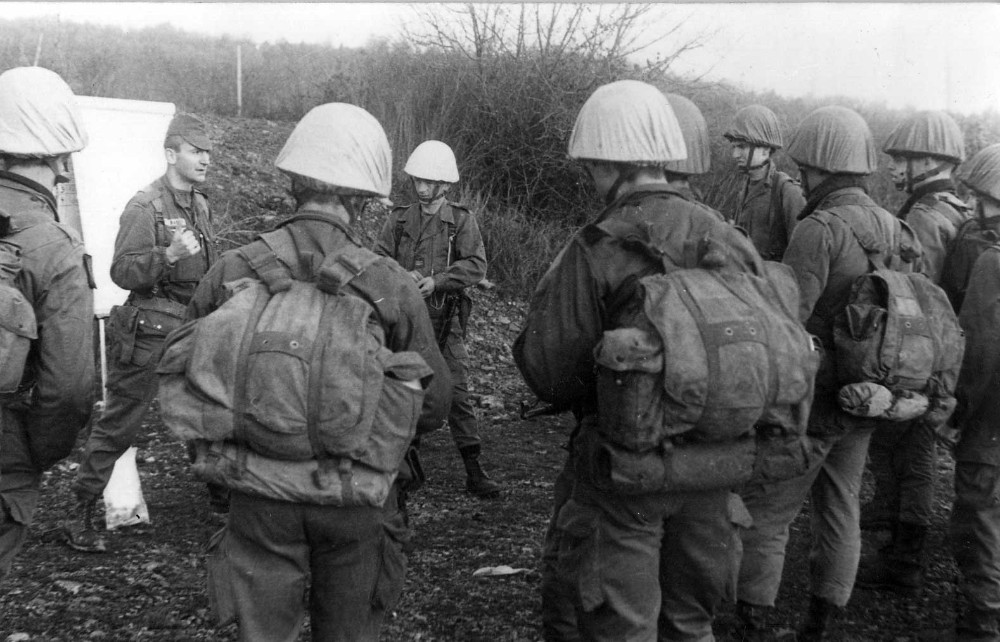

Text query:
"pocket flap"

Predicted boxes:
[[0, 284, 36, 339], [382, 350, 433, 385]]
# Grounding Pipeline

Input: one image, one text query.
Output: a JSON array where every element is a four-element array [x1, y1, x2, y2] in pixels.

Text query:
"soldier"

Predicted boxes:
[[0, 67, 95, 580], [858, 110, 969, 596], [736, 106, 916, 641], [514, 79, 760, 641], [664, 92, 713, 202], [725, 105, 807, 260], [928, 143, 1000, 642], [186, 102, 451, 642], [532, 90, 724, 642], [59, 113, 220, 553], [375, 141, 501, 499]]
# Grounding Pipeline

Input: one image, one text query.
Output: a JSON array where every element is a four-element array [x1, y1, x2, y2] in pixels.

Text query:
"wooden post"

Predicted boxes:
[[33, 33, 44, 66], [236, 44, 243, 117]]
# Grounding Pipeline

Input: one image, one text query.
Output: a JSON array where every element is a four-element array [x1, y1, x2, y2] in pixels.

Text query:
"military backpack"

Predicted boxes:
[[158, 219, 432, 507]]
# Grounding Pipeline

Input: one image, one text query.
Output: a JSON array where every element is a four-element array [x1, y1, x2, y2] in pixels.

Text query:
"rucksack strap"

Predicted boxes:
[[826, 208, 892, 271]]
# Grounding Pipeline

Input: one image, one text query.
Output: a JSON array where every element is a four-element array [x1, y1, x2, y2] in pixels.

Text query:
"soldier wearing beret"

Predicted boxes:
[[58, 113, 220, 553]]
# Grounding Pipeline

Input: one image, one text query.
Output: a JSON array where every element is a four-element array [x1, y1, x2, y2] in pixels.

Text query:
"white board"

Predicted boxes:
[[58, 96, 176, 317]]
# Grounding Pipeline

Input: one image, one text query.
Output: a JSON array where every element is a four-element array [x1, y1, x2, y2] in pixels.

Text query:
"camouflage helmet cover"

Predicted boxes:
[[568, 80, 687, 164], [883, 110, 965, 163], [0, 66, 88, 157], [786, 106, 878, 175], [275, 103, 391, 197], [663, 93, 710, 176], [956, 143, 1000, 203], [723, 104, 783, 149]]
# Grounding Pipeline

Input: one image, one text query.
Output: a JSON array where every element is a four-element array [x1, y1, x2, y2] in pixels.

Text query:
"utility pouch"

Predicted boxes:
[[108, 304, 141, 364], [132, 296, 188, 338]]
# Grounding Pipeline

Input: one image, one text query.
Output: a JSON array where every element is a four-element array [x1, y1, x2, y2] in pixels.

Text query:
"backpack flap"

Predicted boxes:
[[0, 281, 36, 392]]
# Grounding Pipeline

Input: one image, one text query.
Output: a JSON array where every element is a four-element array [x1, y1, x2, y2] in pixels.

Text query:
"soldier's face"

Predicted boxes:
[[730, 142, 769, 170], [167, 141, 211, 186], [887, 155, 909, 188], [411, 177, 450, 205]]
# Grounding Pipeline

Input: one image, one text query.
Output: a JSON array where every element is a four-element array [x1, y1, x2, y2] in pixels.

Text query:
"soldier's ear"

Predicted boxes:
[[164, 147, 178, 166]]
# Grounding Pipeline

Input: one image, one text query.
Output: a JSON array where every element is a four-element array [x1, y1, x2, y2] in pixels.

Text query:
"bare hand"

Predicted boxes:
[[166, 229, 201, 264], [408, 270, 423, 282], [416, 276, 436, 298]]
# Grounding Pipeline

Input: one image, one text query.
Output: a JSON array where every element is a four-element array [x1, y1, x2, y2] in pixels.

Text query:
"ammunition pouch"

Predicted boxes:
[[130, 295, 188, 337]]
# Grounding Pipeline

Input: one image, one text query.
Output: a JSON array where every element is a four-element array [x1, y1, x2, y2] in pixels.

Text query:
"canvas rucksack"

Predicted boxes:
[[831, 210, 964, 426], [158, 221, 432, 505], [940, 214, 1000, 311], [0, 238, 36, 392], [594, 238, 817, 449]]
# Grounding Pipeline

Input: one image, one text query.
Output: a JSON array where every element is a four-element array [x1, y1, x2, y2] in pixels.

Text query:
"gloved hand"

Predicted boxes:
[[165, 228, 201, 264]]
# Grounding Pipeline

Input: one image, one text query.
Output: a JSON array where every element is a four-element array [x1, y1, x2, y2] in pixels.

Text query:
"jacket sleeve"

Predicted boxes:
[[955, 249, 1000, 421], [374, 211, 399, 260], [906, 205, 950, 283], [513, 236, 603, 411], [378, 270, 452, 433], [781, 180, 807, 242], [22, 244, 95, 469], [435, 208, 487, 292], [109, 198, 173, 291], [783, 216, 833, 323]]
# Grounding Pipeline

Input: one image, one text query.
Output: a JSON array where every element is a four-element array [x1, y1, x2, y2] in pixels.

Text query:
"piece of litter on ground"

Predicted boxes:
[[472, 565, 529, 578]]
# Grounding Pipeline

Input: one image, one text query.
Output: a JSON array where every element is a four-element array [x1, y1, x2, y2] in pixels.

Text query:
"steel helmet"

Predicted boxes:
[[723, 104, 783, 149], [956, 143, 1000, 203], [0, 67, 87, 157], [786, 106, 878, 175], [275, 103, 391, 197], [568, 80, 686, 164], [663, 93, 710, 175], [883, 110, 965, 163], [403, 140, 459, 183]]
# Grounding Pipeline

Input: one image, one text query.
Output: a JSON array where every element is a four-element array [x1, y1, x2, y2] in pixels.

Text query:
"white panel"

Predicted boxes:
[[60, 96, 176, 316]]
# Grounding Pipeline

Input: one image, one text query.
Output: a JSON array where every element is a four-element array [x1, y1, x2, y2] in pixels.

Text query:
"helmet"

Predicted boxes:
[[0, 67, 87, 157], [663, 93, 710, 175], [883, 110, 964, 163], [568, 80, 686, 164], [956, 143, 1000, 203], [403, 140, 459, 183], [723, 105, 783, 149], [786, 106, 877, 175], [275, 103, 391, 197]]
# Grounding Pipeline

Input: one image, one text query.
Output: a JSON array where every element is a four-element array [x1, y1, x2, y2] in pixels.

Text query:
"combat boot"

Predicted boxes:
[[797, 595, 839, 642], [58, 494, 107, 553], [460, 445, 501, 499], [856, 521, 927, 596], [736, 600, 797, 641]]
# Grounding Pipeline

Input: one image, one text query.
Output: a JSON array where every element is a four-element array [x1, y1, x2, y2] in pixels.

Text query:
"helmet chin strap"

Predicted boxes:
[[605, 166, 640, 205], [46, 156, 71, 185], [900, 158, 950, 193], [412, 177, 449, 206], [739, 146, 769, 174]]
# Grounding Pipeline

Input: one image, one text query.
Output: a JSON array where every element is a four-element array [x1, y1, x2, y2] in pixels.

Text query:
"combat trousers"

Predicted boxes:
[[556, 478, 746, 642], [435, 315, 481, 452], [951, 462, 1000, 614], [865, 420, 937, 528], [541, 454, 582, 642], [739, 426, 874, 608], [73, 334, 161, 499], [207, 489, 408, 642], [0, 409, 42, 581]]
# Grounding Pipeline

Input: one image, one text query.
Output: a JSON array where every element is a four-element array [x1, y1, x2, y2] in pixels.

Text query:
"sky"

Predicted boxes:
[[3, 2, 998, 115]]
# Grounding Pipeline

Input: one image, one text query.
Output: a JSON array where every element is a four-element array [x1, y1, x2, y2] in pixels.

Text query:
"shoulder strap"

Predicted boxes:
[[240, 230, 296, 294], [825, 208, 891, 271], [317, 245, 381, 294]]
